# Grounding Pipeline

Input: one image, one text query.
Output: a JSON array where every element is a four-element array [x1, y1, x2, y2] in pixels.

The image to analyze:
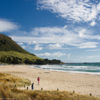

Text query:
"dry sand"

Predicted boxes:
[[0, 65, 100, 97]]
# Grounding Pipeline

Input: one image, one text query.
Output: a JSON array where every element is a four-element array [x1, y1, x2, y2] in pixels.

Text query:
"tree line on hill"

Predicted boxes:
[[0, 56, 63, 65]]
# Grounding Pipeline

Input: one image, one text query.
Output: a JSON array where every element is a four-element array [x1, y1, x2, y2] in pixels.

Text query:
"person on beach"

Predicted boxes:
[[37, 77, 40, 85], [31, 83, 34, 90]]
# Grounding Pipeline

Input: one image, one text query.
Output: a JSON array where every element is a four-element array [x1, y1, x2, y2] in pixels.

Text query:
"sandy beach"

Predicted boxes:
[[0, 65, 100, 97]]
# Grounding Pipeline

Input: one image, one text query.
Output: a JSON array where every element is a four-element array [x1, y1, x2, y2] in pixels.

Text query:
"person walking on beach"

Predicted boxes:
[[31, 82, 34, 90], [37, 77, 40, 85]]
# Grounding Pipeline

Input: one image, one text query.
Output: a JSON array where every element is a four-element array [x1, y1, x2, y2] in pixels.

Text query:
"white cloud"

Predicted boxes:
[[78, 28, 100, 40], [78, 29, 88, 38], [37, 52, 66, 57], [11, 26, 83, 46], [27, 41, 37, 45], [86, 49, 100, 52], [90, 21, 96, 26], [37, 0, 100, 25], [79, 42, 98, 48], [48, 43, 63, 49], [67, 53, 71, 60], [21, 45, 26, 49], [83, 55, 100, 59], [31, 26, 67, 36], [17, 42, 24, 45], [11, 26, 99, 49], [0, 19, 18, 32], [34, 44, 43, 50]]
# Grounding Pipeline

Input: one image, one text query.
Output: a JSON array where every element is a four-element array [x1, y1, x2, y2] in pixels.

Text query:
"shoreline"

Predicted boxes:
[[31, 65, 100, 75], [0, 65, 100, 97], [1, 64, 100, 75]]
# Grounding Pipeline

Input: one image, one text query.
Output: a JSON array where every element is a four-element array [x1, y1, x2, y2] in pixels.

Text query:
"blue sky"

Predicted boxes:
[[1, 0, 100, 62]]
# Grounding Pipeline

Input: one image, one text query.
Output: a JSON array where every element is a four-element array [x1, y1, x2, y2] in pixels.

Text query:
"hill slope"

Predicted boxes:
[[0, 34, 30, 54], [0, 34, 62, 64], [0, 34, 40, 64]]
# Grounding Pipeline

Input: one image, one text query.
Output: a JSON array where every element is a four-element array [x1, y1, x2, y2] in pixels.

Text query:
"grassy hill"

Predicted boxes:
[[0, 34, 42, 64], [0, 34, 62, 64], [0, 51, 42, 64], [0, 34, 30, 54]]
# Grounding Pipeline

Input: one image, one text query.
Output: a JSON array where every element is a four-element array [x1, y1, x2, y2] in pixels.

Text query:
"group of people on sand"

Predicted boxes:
[[31, 76, 40, 90]]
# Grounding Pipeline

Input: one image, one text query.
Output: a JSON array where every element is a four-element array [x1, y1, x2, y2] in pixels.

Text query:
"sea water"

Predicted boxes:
[[34, 63, 100, 75]]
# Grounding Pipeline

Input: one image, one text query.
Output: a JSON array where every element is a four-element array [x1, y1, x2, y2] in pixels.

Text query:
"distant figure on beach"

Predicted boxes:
[[31, 83, 34, 90], [37, 77, 40, 85]]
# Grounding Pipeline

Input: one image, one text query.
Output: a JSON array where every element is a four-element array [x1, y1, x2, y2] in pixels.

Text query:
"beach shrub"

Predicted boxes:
[[24, 58, 34, 64], [0, 56, 22, 64]]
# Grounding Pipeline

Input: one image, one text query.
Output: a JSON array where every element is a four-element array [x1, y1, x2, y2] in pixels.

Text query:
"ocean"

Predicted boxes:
[[34, 63, 100, 75]]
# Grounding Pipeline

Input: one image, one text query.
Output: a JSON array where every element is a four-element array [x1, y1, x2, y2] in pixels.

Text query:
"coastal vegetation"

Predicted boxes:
[[0, 51, 62, 64], [0, 72, 100, 100], [0, 34, 62, 64], [0, 73, 31, 87]]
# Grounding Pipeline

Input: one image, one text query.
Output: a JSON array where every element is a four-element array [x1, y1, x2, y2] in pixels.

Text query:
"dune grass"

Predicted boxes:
[[0, 88, 100, 100], [0, 73, 100, 100], [0, 73, 31, 87]]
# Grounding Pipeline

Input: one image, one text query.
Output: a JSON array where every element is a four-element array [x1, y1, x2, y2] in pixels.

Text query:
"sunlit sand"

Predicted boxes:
[[0, 65, 100, 97]]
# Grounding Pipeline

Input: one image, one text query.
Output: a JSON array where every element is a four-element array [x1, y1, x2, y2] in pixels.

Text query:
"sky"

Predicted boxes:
[[1, 0, 100, 62]]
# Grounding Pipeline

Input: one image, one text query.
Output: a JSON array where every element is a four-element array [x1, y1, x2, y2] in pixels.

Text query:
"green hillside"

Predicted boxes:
[[0, 34, 30, 54], [0, 34, 42, 64], [0, 51, 42, 64], [0, 34, 62, 64]]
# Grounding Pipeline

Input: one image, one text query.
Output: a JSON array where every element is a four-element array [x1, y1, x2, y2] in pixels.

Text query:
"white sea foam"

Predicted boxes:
[[31, 64, 100, 75]]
